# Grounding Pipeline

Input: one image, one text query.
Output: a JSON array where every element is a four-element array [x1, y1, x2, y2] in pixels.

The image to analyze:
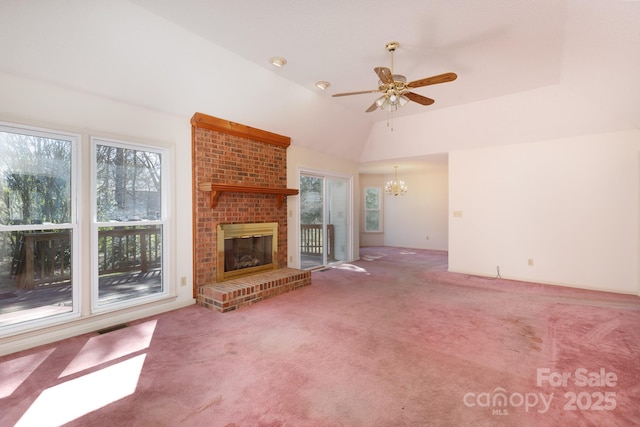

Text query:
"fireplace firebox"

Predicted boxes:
[[217, 222, 278, 281]]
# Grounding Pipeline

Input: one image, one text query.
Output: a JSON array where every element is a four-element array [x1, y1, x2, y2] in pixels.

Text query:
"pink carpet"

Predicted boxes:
[[1, 247, 639, 426]]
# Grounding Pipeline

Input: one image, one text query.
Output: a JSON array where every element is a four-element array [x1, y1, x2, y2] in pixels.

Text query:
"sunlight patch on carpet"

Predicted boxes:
[[16, 354, 146, 427], [61, 320, 156, 377], [361, 254, 385, 261], [0, 348, 55, 399], [331, 264, 369, 274]]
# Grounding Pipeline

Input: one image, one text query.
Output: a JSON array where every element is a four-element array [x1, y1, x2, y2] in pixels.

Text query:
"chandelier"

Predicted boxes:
[[385, 165, 408, 196]]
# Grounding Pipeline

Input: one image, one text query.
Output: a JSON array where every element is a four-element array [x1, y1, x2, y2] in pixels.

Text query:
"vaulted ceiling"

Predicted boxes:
[[0, 0, 638, 170], [132, 0, 568, 118]]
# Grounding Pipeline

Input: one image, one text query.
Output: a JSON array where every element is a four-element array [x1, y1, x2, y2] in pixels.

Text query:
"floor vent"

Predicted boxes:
[[96, 324, 129, 334]]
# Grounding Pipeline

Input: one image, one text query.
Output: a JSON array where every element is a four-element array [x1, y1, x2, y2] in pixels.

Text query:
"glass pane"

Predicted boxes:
[[224, 235, 273, 272], [299, 175, 350, 269], [300, 175, 323, 269], [97, 225, 163, 305], [0, 131, 72, 226], [0, 229, 73, 327], [326, 178, 349, 263], [95, 145, 161, 222], [365, 187, 380, 210], [365, 210, 380, 232]]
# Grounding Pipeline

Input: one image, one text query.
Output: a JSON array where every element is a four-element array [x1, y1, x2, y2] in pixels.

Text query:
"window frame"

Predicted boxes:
[[0, 121, 81, 336], [364, 186, 383, 233], [90, 137, 170, 313]]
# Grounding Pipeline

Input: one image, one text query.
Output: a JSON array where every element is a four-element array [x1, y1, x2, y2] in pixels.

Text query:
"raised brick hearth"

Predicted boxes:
[[191, 113, 309, 311], [197, 268, 311, 312]]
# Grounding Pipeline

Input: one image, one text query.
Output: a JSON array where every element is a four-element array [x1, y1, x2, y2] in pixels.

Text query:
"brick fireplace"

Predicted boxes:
[[191, 113, 311, 312]]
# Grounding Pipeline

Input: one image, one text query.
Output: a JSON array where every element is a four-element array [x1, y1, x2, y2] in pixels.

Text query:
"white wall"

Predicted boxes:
[[382, 166, 449, 251], [449, 130, 640, 295], [0, 71, 195, 355]]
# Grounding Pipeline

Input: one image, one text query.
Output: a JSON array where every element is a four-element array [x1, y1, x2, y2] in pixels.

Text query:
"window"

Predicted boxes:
[[364, 187, 382, 232], [0, 123, 79, 331], [0, 122, 171, 335], [91, 138, 167, 310]]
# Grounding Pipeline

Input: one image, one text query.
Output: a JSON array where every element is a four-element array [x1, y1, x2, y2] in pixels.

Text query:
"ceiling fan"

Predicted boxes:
[[332, 41, 457, 113]]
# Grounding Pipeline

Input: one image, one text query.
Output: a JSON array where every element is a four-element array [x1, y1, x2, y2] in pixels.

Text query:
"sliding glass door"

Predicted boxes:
[[299, 172, 350, 269]]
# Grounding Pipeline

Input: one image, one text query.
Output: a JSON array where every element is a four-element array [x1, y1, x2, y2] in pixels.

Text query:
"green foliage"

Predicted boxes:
[[365, 188, 380, 209], [0, 132, 71, 225], [300, 175, 323, 225], [96, 145, 161, 222]]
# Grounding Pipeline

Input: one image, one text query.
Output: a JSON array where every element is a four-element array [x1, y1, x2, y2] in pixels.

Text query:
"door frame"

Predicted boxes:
[[296, 168, 353, 270]]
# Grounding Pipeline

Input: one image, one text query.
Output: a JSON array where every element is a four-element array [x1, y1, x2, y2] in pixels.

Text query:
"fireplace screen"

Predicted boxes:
[[224, 235, 273, 272], [217, 222, 278, 281]]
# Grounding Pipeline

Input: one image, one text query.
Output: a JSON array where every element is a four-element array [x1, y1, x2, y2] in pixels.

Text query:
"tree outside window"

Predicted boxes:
[[0, 125, 78, 330], [93, 140, 166, 309]]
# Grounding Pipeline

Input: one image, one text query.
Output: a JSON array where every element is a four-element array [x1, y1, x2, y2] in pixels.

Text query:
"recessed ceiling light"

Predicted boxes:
[[315, 81, 330, 90], [269, 57, 287, 67]]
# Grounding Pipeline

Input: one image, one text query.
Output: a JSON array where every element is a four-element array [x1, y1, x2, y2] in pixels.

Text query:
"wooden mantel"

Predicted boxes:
[[191, 112, 290, 148], [198, 182, 299, 209]]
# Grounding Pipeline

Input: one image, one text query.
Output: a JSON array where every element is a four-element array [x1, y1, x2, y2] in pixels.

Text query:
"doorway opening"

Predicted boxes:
[[299, 173, 350, 269]]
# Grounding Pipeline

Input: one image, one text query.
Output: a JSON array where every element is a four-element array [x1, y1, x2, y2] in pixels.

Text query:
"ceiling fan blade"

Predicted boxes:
[[407, 72, 457, 88], [365, 100, 379, 113], [405, 92, 435, 106], [332, 89, 381, 97], [374, 67, 393, 84]]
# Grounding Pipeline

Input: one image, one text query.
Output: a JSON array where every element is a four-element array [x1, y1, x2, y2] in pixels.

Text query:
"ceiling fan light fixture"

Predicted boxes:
[[315, 81, 330, 90], [376, 96, 395, 111], [269, 56, 287, 67], [376, 92, 409, 112], [330, 40, 457, 115]]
